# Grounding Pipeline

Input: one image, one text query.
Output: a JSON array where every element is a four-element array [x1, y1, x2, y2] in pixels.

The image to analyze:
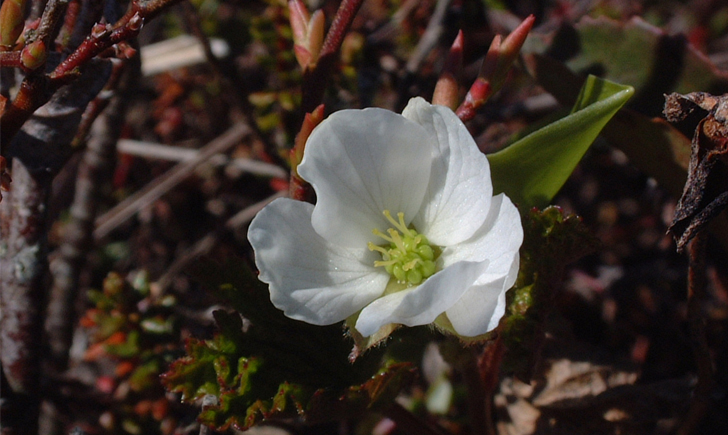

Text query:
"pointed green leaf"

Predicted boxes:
[[489, 75, 633, 208]]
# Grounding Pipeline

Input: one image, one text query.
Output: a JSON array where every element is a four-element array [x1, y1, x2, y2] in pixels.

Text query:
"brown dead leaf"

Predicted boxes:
[[665, 92, 728, 251]]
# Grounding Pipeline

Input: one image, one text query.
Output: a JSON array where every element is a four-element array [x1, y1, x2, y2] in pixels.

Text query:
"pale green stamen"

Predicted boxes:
[[367, 210, 439, 286]]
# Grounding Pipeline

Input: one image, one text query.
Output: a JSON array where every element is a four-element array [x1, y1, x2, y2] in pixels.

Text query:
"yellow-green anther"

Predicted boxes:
[[0, 0, 26, 49], [368, 210, 440, 286], [21, 40, 46, 70]]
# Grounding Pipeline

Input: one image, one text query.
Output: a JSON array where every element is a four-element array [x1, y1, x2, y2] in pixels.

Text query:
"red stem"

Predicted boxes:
[[1, 0, 183, 149], [300, 0, 364, 113]]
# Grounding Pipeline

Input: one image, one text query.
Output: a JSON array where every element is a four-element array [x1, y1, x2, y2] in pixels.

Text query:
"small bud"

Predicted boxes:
[[432, 30, 464, 110], [289, 0, 311, 45], [20, 40, 47, 70], [128, 13, 144, 32], [289, 0, 324, 69], [456, 15, 535, 121], [0, 0, 26, 49], [290, 104, 325, 200], [91, 23, 109, 39], [479, 15, 535, 91], [115, 41, 137, 59]]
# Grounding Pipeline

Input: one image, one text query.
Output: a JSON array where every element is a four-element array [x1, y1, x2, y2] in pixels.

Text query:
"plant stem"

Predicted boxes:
[[300, 0, 364, 114], [0, 159, 51, 435], [383, 402, 450, 435], [677, 231, 714, 435]]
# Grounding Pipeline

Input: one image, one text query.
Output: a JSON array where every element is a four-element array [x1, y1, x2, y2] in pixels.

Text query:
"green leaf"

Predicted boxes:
[[163, 258, 415, 432], [523, 16, 728, 117], [489, 75, 633, 208], [524, 53, 691, 198]]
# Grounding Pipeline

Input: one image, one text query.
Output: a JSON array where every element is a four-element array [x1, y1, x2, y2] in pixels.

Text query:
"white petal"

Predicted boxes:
[[445, 254, 519, 336], [298, 108, 435, 248], [439, 193, 523, 276], [436, 194, 522, 336], [403, 98, 493, 246], [354, 260, 489, 337], [247, 198, 389, 325]]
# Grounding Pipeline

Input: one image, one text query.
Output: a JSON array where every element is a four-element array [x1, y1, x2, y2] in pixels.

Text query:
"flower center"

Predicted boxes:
[[367, 210, 439, 286]]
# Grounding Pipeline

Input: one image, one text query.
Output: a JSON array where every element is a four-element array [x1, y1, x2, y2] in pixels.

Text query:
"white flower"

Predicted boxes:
[[247, 98, 523, 338]]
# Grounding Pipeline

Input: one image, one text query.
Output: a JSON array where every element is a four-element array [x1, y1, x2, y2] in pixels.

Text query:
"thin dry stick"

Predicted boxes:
[[367, 0, 421, 44], [677, 231, 714, 435], [404, 0, 451, 74], [47, 83, 130, 372], [116, 139, 288, 178], [93, 123, 251, 240], [40, 75, 135, 435], [155, 191, 286, 291], [396, 0, 451, 110]]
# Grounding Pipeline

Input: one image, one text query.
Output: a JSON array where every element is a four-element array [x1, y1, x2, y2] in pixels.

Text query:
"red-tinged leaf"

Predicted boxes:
[[161, 338, 223, 401], [164, 258, 415, 432]]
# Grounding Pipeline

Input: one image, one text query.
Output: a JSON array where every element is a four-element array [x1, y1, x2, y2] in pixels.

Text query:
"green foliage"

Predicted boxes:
[[489, 75, 633, 208], [523, 39, 693, 199], [523, 16, 728, 116], [162, 258, 416, 432], [501, 206, 600, 380], [81, 271, 182, 434]]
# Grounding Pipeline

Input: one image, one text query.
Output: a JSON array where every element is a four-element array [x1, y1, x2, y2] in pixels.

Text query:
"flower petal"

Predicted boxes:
[[403, 97, 493, 246], [439, 193, 523, 274], [298, 107, 434, 248], [436, 193, 522, 336], [248, 198, 389, 325], [444, 254, 519, 336], [354, 260, 489, 337]]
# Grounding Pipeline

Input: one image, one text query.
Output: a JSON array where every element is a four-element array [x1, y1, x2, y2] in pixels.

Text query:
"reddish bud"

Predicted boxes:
[[290, 104, 325, 200], [91, 23, 109, 39], [289, 0, 324, 69], [432, 30, 464, 110], [0, 0, 26, 49], [20, 40, 47, 70], [289, 0, 311, 44], [456, 15, 535, 121], [291, 104, 325, 176], [500, 15, 535, 63], [479, 14, 535, 90], [128, 13, 143, 32]]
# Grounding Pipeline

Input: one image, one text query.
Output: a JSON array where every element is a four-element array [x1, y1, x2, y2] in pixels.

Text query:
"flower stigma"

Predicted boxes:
[[367, 210, 439, 285]]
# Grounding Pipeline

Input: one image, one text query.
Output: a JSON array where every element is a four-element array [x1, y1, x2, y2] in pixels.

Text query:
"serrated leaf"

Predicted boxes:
[[161, 338, 223, 401], [489, 75, 633, 208], [164, 258, 415, 432]]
